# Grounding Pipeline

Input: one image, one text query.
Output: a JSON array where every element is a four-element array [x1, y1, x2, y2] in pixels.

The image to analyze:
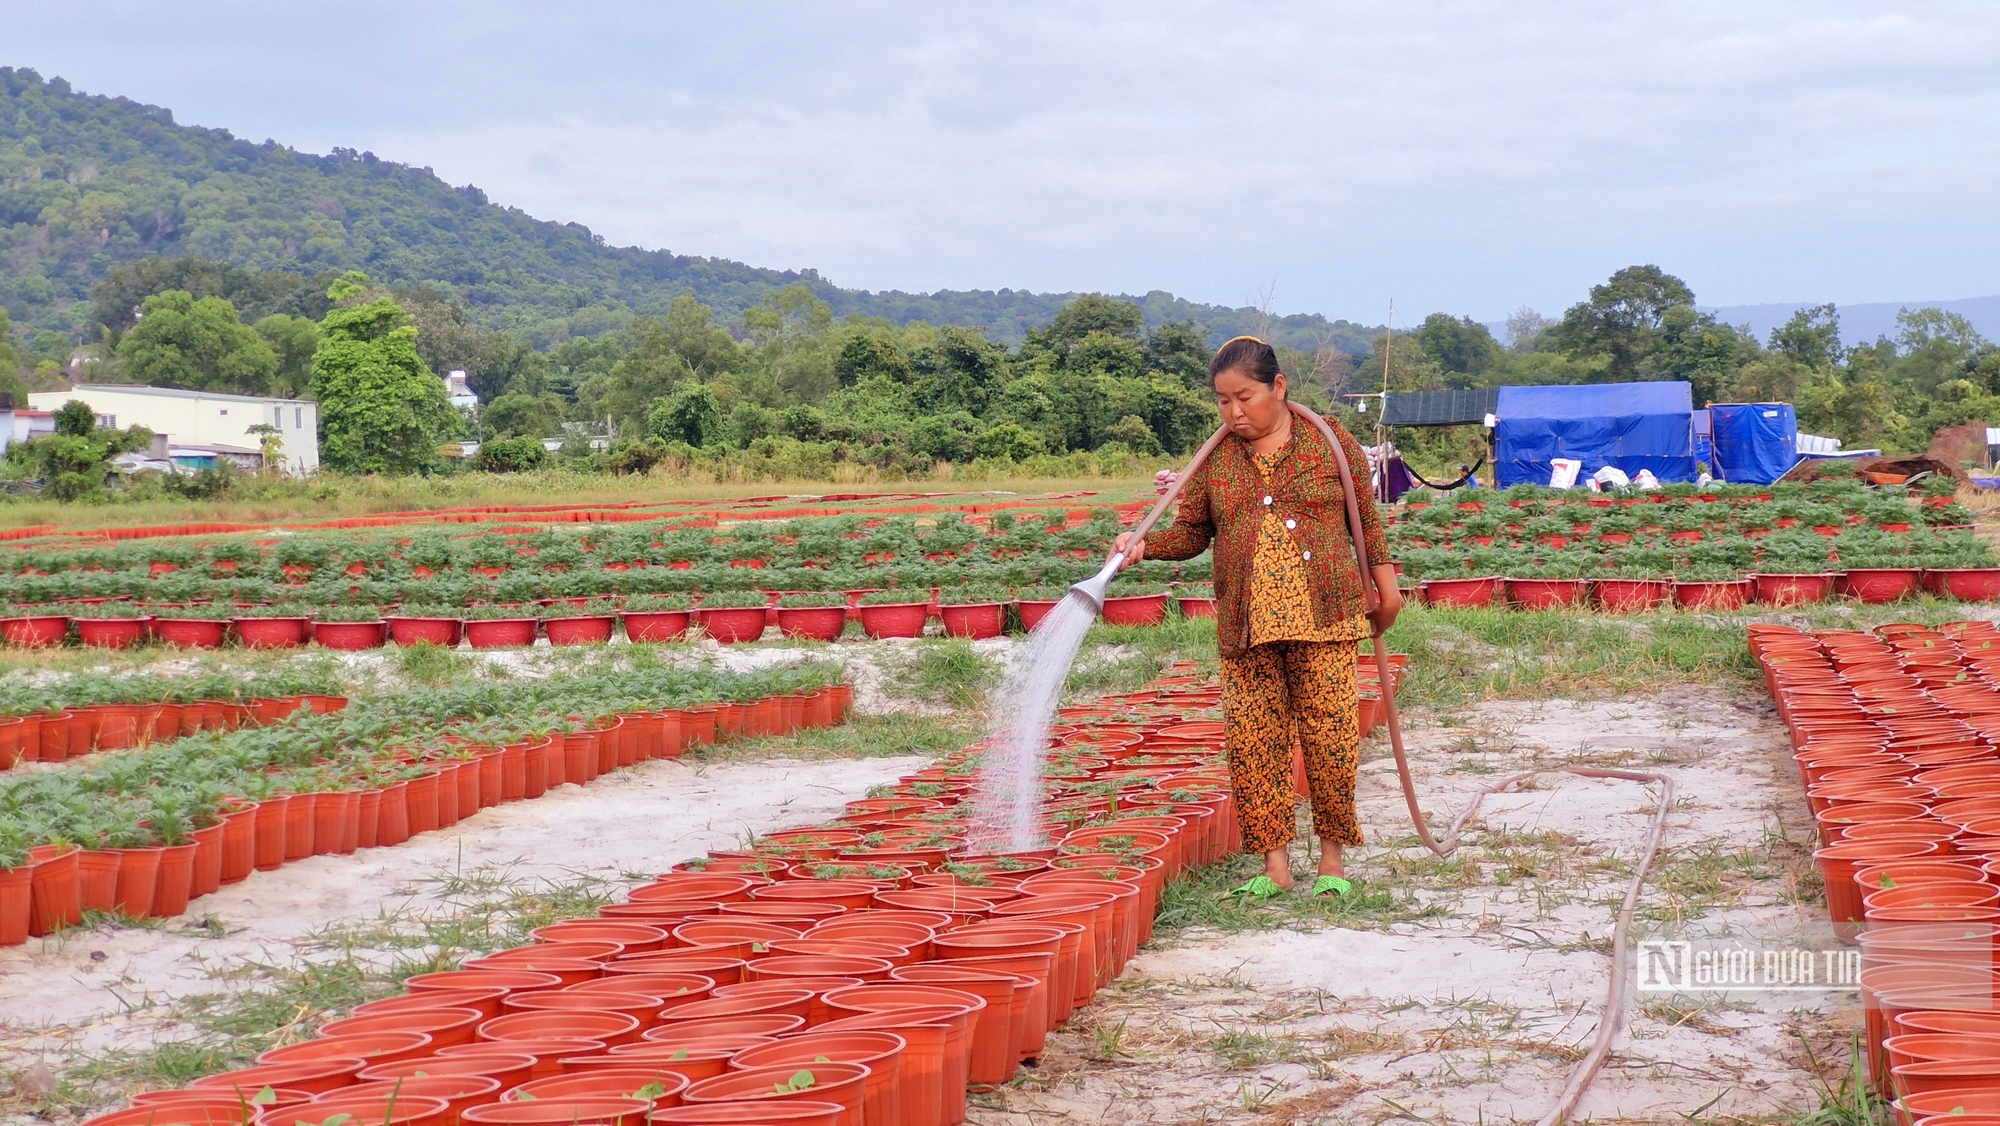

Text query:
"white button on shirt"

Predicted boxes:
[[1284, 519, 1296, 530], [1302, 550, 1312, 561], [1262, 495, 1273, 506]]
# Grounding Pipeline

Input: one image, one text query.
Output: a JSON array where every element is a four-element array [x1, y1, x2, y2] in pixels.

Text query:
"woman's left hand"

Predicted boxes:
[[1368, 564, 1403, 633]]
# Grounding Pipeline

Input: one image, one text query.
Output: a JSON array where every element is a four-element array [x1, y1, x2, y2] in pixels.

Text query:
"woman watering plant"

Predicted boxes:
[[1112, 336, 1400, 898]]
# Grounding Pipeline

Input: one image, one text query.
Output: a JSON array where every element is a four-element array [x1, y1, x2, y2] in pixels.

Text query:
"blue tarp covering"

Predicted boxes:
[[1494, 382, 1697, 487], [1708, 403, 1797, 484]]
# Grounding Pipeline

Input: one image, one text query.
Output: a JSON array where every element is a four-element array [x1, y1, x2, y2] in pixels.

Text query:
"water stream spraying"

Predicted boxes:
[[966, 589, 1101, 853]]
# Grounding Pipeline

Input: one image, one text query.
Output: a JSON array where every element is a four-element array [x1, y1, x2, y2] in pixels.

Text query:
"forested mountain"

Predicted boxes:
[[0, 67, 1373, 354]]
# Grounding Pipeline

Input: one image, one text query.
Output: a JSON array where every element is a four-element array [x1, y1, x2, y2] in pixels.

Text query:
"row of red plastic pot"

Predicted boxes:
[[1420, 568, 2000, 612], [0, 694, 344, 772], [0, 595, 1213, 653], [73, 671, 1233, 1126], [0, 686, 854, 947], [1749, 621, 2000, 1110]]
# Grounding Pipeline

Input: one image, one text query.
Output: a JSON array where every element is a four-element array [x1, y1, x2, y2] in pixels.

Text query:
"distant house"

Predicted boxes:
[[446, 370, 479, 410], [27, 385, 320, 474]]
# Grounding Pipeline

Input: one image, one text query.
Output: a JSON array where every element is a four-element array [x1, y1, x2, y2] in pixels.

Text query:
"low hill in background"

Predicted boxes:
[[0, 67, 1375, 354]]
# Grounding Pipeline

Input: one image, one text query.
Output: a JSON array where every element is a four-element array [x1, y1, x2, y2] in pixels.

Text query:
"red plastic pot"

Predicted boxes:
[[777, 607, 849, 641], [154, 619, 228, 648], [151, 842, 198, 917], [234, 617, 311, 648], [622, 611, 691, 643], [1175, 596, 1216, 619], [1593, 579, 1668, 612], [1420, 577, 1499, 608], [1752, 573, 1835, 606], [858, 603, 928, 639], [1, 615, 69, 647], [648, 1102, 844, 1126], [507, 1068, 690, 1106], [0, 865, 28, 945], [387, 616, 464, 646], [938, 602, 1005, 639], [681, 1063, 869, 1125], [28, 848, 82, 936], [1100, 594, 1167, 626], [190, 1059, 368, 1096], [78, 617, 153, 649], [728, 1032, 903, 1126], [358, 1052, 536, 1091], [1842, 568, 1921, 604], [545, 615, 616, 646], [82, 1107, 265, 1126], [313, 621, 388, 650], [1928, 568, 2000, 601], [1015, 600, 1059, 631], [462, 1097, 650, 1126], [1670, 580, 1752, 610], [258, 1031, 436, 1067], [1504, 578, 1587, 610], [697, 608, 769, 644], [466, 619, 538, 649], [262, 1094, 449, 1126]]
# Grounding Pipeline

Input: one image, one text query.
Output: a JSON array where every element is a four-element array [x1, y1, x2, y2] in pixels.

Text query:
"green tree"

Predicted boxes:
[[591, 297, 740, 431], [252, 314, 321, 397], [5, 399, 153, 500], [471, 435, 550, 473], [1141, 319, 1208, 389], [308, 273, 463, 475], [481, 392, 567, 439], [114, 290, 279, 394], [0, 311, 25, 403], [1412, 314, 1502, 386], [648, 383, 721, 447], [1548, 265, 1698, 380], [1768, 304, 1842, 371]]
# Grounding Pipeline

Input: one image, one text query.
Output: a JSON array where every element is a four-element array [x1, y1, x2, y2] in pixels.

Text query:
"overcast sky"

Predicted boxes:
[[9, 1, 1999, 324]]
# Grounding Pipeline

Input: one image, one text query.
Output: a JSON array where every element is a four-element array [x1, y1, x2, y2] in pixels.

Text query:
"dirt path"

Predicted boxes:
[[0, 753, 925, 1072], [975, 688, 1840, 1126]]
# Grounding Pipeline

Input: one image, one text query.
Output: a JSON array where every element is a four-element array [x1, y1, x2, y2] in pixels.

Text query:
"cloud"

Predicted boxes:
[[11, 0, 2000, 320]]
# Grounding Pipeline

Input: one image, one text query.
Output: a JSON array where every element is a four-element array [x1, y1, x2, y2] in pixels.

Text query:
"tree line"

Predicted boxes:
[[1332, 265, 2000, 473]]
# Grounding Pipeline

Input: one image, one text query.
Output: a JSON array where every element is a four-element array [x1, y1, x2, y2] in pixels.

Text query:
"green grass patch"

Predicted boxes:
[[883, 639, 998, 708], [693, 711, 977, 763]]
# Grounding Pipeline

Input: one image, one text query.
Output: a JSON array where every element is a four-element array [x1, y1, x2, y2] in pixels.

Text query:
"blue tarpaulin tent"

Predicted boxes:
[[1493, 382, 1697, 487], [1708, 403, 1797, 484]]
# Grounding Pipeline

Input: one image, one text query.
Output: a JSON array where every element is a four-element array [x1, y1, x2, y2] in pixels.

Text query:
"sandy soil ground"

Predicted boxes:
[[0, 752, 925, 1071], [973, 688, 1842, 1126]]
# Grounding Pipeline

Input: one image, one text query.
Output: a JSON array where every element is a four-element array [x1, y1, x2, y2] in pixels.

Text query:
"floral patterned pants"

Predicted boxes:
[[1220, 639, 1362, 854]]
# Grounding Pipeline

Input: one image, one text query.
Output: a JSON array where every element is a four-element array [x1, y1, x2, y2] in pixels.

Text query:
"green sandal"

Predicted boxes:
[[1310, 874, 1353, 898], [1228, 876, 1286, 899]]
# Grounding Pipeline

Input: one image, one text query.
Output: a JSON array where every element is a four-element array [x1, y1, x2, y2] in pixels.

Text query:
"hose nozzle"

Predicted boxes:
[[1068, 553, 1124, 612]]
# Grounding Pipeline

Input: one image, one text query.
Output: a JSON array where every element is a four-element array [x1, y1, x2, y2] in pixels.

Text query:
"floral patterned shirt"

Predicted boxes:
[[1249, 449, 1370, 645]]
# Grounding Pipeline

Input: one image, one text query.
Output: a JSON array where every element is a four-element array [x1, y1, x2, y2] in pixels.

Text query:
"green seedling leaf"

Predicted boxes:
[[513, 1092, 537, 1101], [631, 1083, 668, 1100], [814, 1055, 831, 1063], [773, 1069, 817, 1093], [250, 1087, 278, 1106], [751, 942, 767, 953], [670, 1049, 690, 1061]]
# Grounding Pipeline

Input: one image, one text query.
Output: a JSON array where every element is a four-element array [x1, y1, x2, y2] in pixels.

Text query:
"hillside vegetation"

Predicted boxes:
[[0, 67, 1372, 353]]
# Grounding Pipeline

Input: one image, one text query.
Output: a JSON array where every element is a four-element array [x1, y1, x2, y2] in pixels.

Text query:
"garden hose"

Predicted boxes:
[[1296, 400, 1677, 1126]]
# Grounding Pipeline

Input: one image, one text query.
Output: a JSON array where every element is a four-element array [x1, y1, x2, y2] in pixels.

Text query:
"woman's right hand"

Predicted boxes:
[[1112, 531, 1146, 568]]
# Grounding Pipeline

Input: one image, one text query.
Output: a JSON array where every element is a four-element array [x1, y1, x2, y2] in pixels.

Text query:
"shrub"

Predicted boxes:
[[472, 436, 550, 473]]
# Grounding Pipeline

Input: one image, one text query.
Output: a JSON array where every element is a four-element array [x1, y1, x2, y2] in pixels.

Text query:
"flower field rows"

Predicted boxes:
[[1393, 480, 2000, 610], [0, 663, 849, 945], [55, 663, 1257, 1126]]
